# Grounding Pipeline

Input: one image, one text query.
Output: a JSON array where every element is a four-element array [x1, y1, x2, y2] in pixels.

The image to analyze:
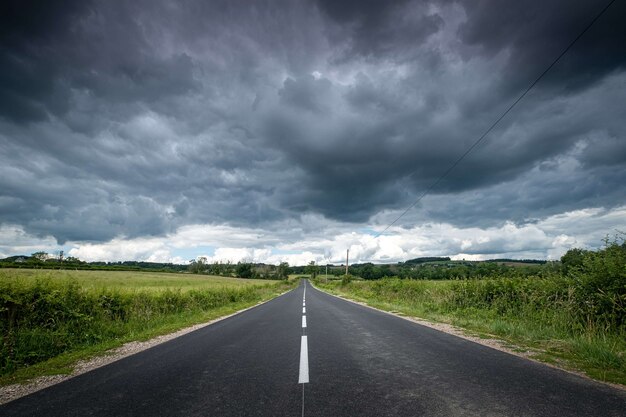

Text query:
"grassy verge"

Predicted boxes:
[[1, 268, 277, 291], [314, 278, 625, 386], [0, 269, 296, 386]]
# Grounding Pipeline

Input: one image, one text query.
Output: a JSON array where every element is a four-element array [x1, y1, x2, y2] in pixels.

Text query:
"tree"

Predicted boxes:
[[561, 248, 588, 274], [188, 256, 208, 274], [235, 262, 254, 278], [31, 252, 49, 262], [360, 263, 375, 280], [277, 262, 289, 280], [305, 261, 319, 278]]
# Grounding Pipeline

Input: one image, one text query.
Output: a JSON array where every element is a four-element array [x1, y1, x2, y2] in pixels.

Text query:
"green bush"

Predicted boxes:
[[315, 239, 626, 384], [0, 278, 280, 376], [569, 239, 626, 332]]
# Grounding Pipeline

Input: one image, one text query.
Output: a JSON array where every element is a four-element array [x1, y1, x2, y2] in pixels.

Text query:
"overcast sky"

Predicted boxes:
[[1, 0, 625, 265]]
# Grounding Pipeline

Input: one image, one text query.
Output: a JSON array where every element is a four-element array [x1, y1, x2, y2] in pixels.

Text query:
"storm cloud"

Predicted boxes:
[[0, 0, 625, 260]]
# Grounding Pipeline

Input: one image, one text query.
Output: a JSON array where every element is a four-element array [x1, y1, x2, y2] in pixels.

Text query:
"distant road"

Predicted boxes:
[[2, 280, 625, 416]]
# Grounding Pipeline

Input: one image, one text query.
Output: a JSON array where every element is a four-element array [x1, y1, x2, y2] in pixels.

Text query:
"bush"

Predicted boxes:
[[341, 274, 353, 286], [0, 278, 280, 376], [569, 239, 626, 332]]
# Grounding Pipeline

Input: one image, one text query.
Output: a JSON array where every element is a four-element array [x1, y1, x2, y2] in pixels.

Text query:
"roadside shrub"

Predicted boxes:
[[341, 274, 353, 286], [0, 278, 283, 376], [569, 239, 626, 332], [322, 239, 625, 336]]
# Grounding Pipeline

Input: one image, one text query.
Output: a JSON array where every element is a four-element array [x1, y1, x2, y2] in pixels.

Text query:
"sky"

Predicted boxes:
[[1, 0, 625, 265]]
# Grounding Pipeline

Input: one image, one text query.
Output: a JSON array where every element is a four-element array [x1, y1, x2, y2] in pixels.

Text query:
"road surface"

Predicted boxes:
[[2, 280, 625, 416]]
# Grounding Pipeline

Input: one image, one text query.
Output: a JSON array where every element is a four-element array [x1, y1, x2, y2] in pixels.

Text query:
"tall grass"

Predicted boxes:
[[0, 276, 292, 377], [317, 277, 626, 384], [315, 240, 626, 386]]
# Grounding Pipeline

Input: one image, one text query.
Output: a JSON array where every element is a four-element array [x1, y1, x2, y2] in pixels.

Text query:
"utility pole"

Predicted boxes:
[[345, 249, 349, 275]]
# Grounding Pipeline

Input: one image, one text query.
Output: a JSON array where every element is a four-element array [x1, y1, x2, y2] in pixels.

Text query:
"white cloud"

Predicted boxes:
[[2, 205, 624, 264], [206, 247, 272, 264], [0, 224, 60, 257], [67, 238, 169, 263]]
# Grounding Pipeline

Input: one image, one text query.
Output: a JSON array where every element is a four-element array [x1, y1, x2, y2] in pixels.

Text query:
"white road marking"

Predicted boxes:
[[299, 335, 309, 384], [302, 315, 307, 328], [302, 307, 306, 314]]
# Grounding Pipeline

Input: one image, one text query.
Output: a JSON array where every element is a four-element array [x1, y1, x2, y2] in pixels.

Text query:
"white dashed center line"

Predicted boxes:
[[302, 307, 306, 314], [298, 335, 309, 384], [302, 315, 307, 328]]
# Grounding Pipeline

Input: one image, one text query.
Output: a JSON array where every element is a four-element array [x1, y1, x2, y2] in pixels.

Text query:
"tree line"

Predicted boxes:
[[188, 257, 290, 280]]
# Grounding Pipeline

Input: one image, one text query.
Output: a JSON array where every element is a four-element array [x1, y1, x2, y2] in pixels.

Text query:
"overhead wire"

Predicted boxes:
[[371, 0, 617, 239]]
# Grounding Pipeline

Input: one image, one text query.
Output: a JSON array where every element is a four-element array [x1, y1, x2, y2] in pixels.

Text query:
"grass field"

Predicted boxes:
[[0, 269, 294, 385], [1, 268, 277, 291]]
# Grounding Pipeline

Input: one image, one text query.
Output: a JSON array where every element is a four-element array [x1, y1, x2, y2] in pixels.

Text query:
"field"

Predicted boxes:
[[0, 269, 294, 385], [1, 268, 277, 291]]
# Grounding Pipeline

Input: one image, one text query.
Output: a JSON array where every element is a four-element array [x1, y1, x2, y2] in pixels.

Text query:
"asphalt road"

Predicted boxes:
[[2, 280, 625, 416]]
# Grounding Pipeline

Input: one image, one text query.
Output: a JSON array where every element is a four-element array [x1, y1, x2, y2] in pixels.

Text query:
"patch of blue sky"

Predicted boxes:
[[172, 246, 215, 261], [359, 227, 380, 236]]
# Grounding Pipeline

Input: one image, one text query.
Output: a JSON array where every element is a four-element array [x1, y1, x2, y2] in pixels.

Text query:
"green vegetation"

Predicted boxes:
[[304, 261, 320, 279], [0, 269, 278, 292], [0, 269, 295, 384], [404, 256, 451, 265], [1, 254, 189, 273], [322, 257, 549, 281], [187, 257, 290, 280], [315, 239, 626, 385], [1, 253, 291, 281]]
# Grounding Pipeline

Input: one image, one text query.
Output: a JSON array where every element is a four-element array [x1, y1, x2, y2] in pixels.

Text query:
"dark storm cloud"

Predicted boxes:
[[315, 0, 443, 59], [458, 0, 626, 92], [0, 0, 625, 245], [0, 0, 90, 122]]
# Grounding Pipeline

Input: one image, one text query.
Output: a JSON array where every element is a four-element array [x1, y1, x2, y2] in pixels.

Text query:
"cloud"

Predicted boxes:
[[0, 0, 624, 260], [5, 205, 614, 264], [67, 238, 169, 263], [0, 224, 59, 258], [457, 0, 626, 93]]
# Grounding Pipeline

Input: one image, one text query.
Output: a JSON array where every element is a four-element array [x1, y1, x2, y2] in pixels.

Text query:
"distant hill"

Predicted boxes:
[[485, 259, 547, 264], [404, 257, 451, 265], [1, 255, 30, 262]]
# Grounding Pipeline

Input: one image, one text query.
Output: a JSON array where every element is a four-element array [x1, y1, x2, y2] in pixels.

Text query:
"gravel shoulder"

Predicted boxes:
[[0, 293, 289, 405], [313, 284, 626, 392]]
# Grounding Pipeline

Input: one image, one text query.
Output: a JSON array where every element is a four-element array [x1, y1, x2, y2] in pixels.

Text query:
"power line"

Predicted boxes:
[[372, 0, 617, 239]]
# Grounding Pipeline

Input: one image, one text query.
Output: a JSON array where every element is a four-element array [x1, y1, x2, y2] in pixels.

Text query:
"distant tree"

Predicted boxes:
[[31, 252, 49, 261], [188, 256, 208, 274], [235, 262, 254, 278], [561, 248, 588, 274], [277, 262, 289, 280], [360, 263, 375, 280], [305, 261, 319, 278], [209, 261, 223, 275]]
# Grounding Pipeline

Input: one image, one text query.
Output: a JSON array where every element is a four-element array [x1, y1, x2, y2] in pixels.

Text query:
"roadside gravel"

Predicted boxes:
[[314, 285, 626, 392], [0, 294, 287, 405]]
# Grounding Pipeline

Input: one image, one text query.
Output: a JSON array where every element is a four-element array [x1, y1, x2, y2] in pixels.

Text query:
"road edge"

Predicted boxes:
[[310, 281, 626, 392], [0, 286, 296, 405]]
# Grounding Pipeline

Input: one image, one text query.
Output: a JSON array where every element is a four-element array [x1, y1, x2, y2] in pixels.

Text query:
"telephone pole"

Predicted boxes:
[[345, 249, 349, 275]]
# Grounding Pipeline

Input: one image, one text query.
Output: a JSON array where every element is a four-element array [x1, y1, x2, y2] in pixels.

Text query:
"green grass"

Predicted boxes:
[[0, 269, 295, 385], [1, 268, 276, 292], [315, 278, 626, 386]]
